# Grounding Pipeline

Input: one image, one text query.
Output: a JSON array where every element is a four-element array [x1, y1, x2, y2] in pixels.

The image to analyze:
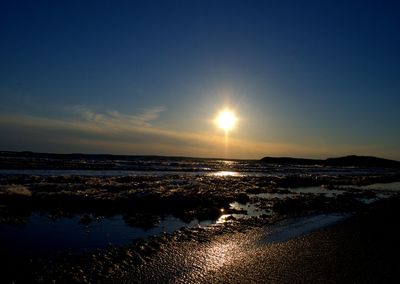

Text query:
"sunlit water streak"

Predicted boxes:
[[211, 171, 242, 177]]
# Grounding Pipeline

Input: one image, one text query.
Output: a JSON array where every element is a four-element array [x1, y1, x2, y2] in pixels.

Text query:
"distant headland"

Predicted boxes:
[[260, 155, 400, 168], [0, 151, 399, 169]]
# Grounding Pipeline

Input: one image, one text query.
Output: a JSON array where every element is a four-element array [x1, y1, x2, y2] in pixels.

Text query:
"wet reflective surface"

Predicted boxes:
[[1, 155, 400, 283], [0, 214, 212, 256], [118, 214, 352, 283], [0, 174, 399, 256], [211, 170, 242, 177]]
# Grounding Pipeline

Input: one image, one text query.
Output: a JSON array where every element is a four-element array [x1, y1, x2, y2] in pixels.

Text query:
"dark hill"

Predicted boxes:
[[261, 155, 400, 168], [324, 155, 400, 168]]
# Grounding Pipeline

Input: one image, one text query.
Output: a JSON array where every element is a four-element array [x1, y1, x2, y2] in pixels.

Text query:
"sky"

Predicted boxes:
[[0, 0, 399, 160]]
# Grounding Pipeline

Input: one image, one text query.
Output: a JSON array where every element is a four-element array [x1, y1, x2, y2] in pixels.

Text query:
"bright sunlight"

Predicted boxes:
[[216, 110, 237, 132]]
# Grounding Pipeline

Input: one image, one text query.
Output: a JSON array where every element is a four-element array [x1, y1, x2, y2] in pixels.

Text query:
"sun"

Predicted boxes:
[[216, 110, 237, 132]]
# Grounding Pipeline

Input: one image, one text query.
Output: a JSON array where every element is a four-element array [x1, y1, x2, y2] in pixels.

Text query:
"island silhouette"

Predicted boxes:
[[260, 155, 400, 168]]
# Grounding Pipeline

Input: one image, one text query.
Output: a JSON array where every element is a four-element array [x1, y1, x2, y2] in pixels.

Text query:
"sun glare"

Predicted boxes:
[[216, 110, 237, 132]]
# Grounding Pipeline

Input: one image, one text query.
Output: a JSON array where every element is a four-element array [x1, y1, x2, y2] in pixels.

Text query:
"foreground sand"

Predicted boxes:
[[118, 199, 400, 283], [2, 197, 395, 283]]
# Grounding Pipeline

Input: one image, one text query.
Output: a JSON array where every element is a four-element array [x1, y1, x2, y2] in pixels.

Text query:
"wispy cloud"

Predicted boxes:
[[71, 105, 165, 127]]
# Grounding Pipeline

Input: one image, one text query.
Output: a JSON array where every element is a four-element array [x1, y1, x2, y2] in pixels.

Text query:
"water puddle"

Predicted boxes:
[[287, 186, 344, 197], [0, 198, 270, 256], [250, 192, 296, 200], [249, 186, 345, 200], [0, 213, 212, 257], [338, 182, 400, 192], [251, 182, 400, 203], [217, 201, 271, 223]]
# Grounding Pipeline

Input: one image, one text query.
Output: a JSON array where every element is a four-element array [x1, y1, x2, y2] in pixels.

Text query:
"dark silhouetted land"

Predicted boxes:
[[261, 155, 400, 168]]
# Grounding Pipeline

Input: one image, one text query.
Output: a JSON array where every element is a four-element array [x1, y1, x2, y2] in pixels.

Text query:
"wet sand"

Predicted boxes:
[[119, 201, 399, 283]]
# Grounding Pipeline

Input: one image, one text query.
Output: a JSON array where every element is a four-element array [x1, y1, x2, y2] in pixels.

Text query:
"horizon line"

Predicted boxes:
[[1, 150, 399, 163]]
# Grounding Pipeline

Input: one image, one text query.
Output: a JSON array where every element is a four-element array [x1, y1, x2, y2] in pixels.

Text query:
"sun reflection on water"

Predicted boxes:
[[212, 171, 242, 177], [217, 214, 235, 224], [221, 160, 235, 165]]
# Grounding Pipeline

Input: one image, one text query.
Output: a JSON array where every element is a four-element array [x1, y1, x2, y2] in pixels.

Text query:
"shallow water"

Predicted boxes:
[[0, 213, 213, 256], [0, 200, 267, 256], [1, 155, 397, 177], [340, 181, 400, 191], [288, 186, 344, 196]]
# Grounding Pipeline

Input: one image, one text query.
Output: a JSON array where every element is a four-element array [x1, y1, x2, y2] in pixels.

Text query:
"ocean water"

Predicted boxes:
[[0, 155, 396, 176]]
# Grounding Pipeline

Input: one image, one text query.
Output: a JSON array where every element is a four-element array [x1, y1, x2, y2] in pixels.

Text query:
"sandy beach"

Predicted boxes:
[[103, 198, 400, 283], [2, 197, 399, 283]]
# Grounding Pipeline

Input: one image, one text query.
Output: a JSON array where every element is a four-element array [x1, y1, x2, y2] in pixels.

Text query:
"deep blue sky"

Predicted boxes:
[[1, 0, 399, 159]]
